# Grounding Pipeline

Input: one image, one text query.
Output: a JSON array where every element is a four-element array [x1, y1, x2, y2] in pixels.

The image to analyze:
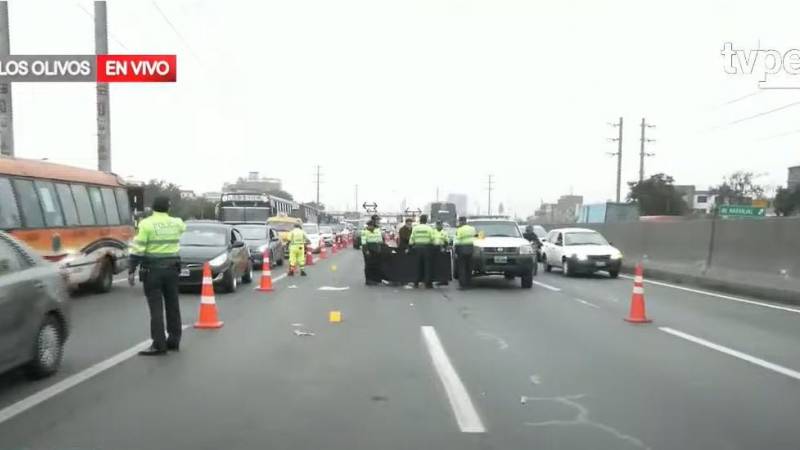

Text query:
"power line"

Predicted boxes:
[[756, 127, 800, 142], [75, 2, 128, 51], [727, 100, 800, 126], [151, 0, 202, 63]]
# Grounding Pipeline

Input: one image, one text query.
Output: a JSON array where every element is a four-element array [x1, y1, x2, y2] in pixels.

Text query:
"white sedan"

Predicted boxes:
[[540, 228, 622, 278]]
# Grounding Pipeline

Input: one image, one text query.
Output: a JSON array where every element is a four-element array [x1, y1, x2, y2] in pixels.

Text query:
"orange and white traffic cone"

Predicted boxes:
[[624, 263, 652, 323], [256, 250, 273, 292], [331, 241, 338, 254], [194, 262, 223, 329], [305, 247, 314, 266], [319, 244, 327, 259]]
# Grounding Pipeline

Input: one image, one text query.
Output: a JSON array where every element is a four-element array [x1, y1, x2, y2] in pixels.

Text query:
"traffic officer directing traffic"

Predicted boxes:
[[128, 196, 187, 356], [410, 214, 436, 288], [454, 216, 477, 288], [361, 220, 385, 285], [287, 223, 309, 276]]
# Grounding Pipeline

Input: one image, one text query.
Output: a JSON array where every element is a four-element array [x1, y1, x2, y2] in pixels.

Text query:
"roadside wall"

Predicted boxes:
[[553, 217, 800, 303]]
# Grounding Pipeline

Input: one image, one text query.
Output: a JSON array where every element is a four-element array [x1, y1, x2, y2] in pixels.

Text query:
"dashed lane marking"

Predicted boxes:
[[532, 281, 561, 291]]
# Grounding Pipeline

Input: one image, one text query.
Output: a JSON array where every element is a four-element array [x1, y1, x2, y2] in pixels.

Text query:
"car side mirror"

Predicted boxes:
[[232, 241, 245, 248]]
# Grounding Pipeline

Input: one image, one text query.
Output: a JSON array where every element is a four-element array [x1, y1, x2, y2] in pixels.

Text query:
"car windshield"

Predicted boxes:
[[303, 224, 319, 234], [320, 226, 333, 234], [565, 231, 608, 246], [237, 226, 266, 240], [268, 222, 295, 232], [180, 226, 227, 247], [470, 222, 522, 238]]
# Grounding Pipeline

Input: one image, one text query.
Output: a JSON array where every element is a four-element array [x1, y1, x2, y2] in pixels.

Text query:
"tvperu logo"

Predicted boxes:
[[98, 55, 176, 82]]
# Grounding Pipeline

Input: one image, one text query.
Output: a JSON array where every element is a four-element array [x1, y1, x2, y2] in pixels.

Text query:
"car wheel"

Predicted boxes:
[[223, 268, 238, 293], [543, 255, 552, 272], [521, 272, 533, 289], [93, 258, 113, 293], [609, 269, 620, 278], [562, 259, 571, 277], [242, 261, 253, 284], [25, 315, 64, 379]]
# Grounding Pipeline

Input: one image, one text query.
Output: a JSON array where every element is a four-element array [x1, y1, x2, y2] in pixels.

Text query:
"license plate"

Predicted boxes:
[[595, 261, 606, 267], [494, 256, 508, 264], [180, 268, 190, 277]]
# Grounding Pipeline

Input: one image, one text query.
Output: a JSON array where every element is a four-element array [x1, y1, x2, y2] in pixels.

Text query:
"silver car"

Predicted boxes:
[[0, 231, 70, 378]]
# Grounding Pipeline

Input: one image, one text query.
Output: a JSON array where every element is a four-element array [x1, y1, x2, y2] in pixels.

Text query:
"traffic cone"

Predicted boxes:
[[305, 247, 314, 266], [194, 263, 223, 328], [331, 241, 338, 254], [320, 244, 327, 259], [256, 251, 273, 292], [624, 263, 652, 323]]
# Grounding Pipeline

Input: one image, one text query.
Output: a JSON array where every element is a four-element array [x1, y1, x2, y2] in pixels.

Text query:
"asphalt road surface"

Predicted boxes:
[[1, 248, 800, 450]]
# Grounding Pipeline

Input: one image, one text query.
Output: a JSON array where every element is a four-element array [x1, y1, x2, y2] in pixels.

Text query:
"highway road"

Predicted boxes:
[[1, 248, 800, 449]]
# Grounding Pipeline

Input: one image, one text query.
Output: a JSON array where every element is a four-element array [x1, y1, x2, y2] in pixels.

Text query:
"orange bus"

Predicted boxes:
[[0, 157, 136, 293]]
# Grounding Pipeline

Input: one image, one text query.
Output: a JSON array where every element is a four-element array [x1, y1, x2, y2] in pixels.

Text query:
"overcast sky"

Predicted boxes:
[[6, 0, 800, 215]]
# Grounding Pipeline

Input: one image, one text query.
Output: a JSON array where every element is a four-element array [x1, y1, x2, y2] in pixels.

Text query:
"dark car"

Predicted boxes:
[[178, 221, 253, 293], [235, 223, 285, 269], [0, 231, 70, 378]]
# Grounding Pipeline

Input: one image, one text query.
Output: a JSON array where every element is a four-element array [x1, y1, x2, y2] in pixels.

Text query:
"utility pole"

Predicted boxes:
[[314, 165, 322, 205], [487, 174, 494, 216], [436, 186, 439, 202], [639, 117, 656, 183], [354, 184, 358, 213], [607, 117, 623, 202], [0, 1, 14, 157], [95, 1, 111, 172]]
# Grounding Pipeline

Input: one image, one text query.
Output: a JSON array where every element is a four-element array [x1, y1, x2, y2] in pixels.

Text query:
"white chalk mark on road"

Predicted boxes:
[[318, 286, 350, 291], [660, 327, 800, 381], [421, 326, 486, 433], [619, 275, 800, 314], [476, 331, 509, 350], [533, 281, 561, 291], [523, 394, 652, 450], [0, 324, 191, 425], [574, 298, 600, 309], [529, 374, 542, 385]]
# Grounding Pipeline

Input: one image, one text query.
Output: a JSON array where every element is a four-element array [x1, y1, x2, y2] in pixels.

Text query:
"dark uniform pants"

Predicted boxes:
[[363, 244, 383, 283], [455, 245, 474, 287], [415, 244, 434, 287], [143, 265, 182, 350]]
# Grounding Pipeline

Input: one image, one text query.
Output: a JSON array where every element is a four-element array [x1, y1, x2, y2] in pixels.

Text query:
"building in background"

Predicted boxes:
[[577, 202, 639, 224], [446, 193, 468, 216], [202, 192, 222, 202], [223, 171, 282, 193], [788, 165, 800, 190], [179, 190, 196, 200], [692, 190, 716, 214], [533, 195, 583, 224]]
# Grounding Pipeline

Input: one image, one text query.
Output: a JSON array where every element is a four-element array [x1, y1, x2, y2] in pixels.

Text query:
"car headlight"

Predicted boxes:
[[257, 244, 269, 254], [610, 251, 623, 259], [208, 253, 228, 267], [519, 245, 534, 255], [572, 253, 588, 261]]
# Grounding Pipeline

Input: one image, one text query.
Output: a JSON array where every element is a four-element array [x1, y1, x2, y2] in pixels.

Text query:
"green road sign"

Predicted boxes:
[[718, 205, 766, 217]]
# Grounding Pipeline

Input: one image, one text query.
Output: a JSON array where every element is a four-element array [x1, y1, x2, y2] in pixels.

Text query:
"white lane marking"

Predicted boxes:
[[318, 286, 350, 291], [421, 326, 486, 433], [0, 324, 191, 425], [659, 327, 800, 381], [574, 298, 600, 309], [620, 275, 800, 314], [112, 277, 128, 284], [533, 281, 561, 291]]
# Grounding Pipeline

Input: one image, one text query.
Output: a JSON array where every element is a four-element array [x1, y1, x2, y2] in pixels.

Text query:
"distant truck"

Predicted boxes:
[[577, 202, 639, 224]]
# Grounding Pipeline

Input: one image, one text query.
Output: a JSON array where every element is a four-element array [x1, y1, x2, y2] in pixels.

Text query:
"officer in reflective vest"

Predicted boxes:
[[432, 220, 450, 286], [454, 216, 477, 288], [410, 214, 436, 288], [288, 223, 309, 276], [128, 196, 187, 356], [360, 220, 384, 285]]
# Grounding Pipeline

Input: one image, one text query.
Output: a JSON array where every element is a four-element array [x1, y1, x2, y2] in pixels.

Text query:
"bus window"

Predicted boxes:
[[100, 187, 120, 225], [12, 179, 45, 228], [34, 181, 65, 227], [87, 187, 108, 225], [71, 184, 96, 226], [0, 177, 21, 229], [115, 188, 131, 224], [55, 183, 79, 226]]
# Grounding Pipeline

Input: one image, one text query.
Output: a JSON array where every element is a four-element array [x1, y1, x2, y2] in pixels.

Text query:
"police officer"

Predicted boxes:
[[410, 214, 436, 288], [287, 223, 309, 276], [128, 196, 186, 356], [454, 216, 477, 289], [432, 220, 450, 286], [361, 220, 384, 285]]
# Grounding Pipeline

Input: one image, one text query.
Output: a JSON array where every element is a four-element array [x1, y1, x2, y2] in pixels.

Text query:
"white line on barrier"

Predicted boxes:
[[533, 281, 562, 291], [421, 326, 486, 433], [619, 275, 800, 314], [659, 327, 800, 381], [0, 324, 191, 425]]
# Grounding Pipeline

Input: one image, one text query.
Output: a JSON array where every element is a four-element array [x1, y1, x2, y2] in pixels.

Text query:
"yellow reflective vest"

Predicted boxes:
[[129, 212, 186, 259], [455, 224, 477, 246]]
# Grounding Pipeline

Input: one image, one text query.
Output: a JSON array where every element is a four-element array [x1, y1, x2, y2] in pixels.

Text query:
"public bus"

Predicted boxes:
[[217, 192, 271, 223], [0, 157, 135, 292], [430, 202, 458, 227]]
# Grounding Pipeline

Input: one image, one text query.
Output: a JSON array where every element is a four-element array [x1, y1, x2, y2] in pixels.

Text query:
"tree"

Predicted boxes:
[[713, 171, 765, 205], [774, 186, 800, 216], [627, 173, 688, 216], [141, 179, 216, 220]]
